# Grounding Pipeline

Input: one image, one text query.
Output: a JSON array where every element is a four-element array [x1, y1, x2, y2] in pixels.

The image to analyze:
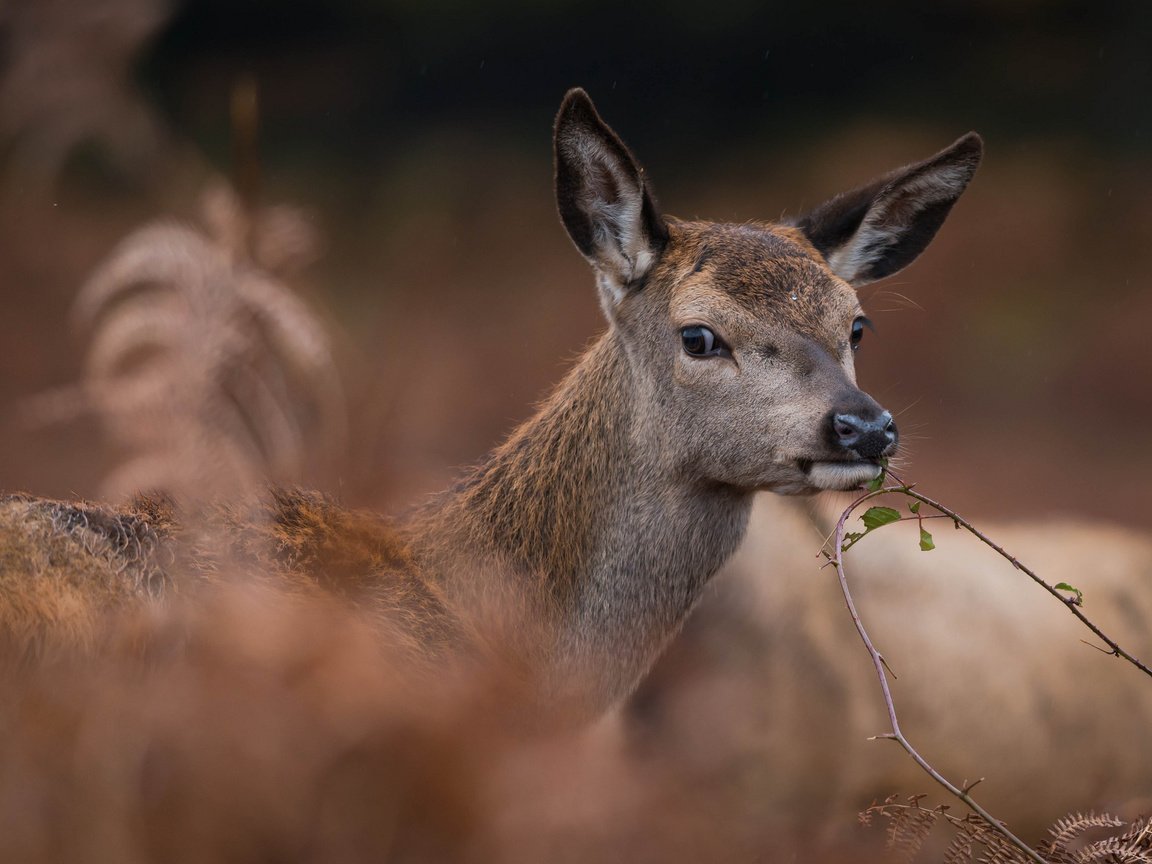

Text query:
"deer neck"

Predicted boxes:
[[418, 327, 753, 710]]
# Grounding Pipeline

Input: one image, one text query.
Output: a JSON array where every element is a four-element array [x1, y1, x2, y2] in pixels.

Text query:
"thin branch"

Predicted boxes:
[[831, 484, 1049, 864]]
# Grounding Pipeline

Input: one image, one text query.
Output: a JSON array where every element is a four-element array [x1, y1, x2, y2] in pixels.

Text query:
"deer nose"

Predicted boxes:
[[831, 410, 897, 460]]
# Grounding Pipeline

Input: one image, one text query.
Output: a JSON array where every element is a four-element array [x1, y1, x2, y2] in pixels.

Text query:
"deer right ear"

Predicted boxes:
[[797, 133, 983, 287], [554, 89, 668, 308]]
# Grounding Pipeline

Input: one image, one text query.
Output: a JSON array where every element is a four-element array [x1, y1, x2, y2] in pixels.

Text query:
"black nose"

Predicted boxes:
[[831, 410, 897, 460]]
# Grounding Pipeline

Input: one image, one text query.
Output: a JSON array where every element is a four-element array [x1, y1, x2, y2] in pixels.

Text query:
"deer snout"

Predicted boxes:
[[830, 409, 897, 460]]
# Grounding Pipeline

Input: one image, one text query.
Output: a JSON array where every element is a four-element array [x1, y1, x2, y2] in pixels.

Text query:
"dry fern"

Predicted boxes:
[[1044, 813, 1127, 858], [863, 797, 1152, 864], [24, 181, 346, 501], [943, 829, 975, 864], [1042, 813, 1152, 864]]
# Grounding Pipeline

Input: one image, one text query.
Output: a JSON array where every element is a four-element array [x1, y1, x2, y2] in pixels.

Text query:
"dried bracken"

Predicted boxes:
[[0, 576, 887, 864], [863, 797, 1152, 864], [0, 584, 489, 864], [1043, 814, 1152, 864], [25, 181, 345, 500]]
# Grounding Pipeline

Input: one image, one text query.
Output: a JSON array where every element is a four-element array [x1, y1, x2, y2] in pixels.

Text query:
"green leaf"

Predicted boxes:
[[861, 506, 901, 531], [919, 527, 935, 551], [1054, 582, 1084, 605], [908, 501, 921, 514]]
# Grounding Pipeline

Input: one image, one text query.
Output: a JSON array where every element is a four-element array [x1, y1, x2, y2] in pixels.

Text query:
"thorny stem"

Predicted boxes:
[[830, 484, 1050, 864]]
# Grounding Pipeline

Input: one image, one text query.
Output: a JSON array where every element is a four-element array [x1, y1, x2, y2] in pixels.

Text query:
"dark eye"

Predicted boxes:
[[681, 325, 730, 358], [850, 316, 873, 351]]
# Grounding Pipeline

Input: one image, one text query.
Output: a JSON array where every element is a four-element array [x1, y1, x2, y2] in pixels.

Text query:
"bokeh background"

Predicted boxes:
[[1, 1, 1152, 858], [2, 0, 1151, 521]]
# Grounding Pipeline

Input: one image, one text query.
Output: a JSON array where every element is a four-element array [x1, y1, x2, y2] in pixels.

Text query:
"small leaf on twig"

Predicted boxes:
[[1054, 582, 1084, 605], [862, 506, 902, 531], [908, 501, 921, 514], [919, 527, 935, 552]]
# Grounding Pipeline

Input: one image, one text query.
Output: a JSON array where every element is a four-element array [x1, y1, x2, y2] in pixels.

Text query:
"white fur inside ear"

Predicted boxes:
[[567, 135, 655, 295], [828, 164, 971, 285]]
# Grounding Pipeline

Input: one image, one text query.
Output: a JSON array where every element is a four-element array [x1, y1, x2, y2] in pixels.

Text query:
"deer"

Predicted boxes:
[[0, 88, 982, 721]]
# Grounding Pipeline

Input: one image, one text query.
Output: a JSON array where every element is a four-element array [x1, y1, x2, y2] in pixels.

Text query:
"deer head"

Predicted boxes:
[[554, 88, 981, 496]]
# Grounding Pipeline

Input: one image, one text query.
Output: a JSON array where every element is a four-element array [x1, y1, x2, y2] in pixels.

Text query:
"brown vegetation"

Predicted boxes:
[[0, 576, 903, 864]]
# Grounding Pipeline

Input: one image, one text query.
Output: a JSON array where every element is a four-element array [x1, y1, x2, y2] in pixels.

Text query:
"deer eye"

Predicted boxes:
[[681, 325, 730, 358], [850, 316, 873, 351]]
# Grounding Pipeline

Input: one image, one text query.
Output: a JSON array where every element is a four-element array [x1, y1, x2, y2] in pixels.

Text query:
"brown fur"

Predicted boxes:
[[0, 89, 981, 719], [207, 490, 450, 646], [0, 490, 471, 669], [0, 493, 175, 657]]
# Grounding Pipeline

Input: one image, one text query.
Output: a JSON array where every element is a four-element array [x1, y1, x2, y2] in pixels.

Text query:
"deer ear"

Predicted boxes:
[[797, 133, 983, 287], [554, 88, 668, 306]]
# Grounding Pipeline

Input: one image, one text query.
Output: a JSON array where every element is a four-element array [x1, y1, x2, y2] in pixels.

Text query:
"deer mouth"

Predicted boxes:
[[801, 459, 883, 491]]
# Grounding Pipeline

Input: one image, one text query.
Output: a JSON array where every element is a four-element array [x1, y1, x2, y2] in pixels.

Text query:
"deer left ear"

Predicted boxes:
[[797, 133, 983, 287], [554, 88, 669, 308]]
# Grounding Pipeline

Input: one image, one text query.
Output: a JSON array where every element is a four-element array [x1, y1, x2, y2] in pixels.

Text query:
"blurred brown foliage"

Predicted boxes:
[[0, 580, 896, 864]]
